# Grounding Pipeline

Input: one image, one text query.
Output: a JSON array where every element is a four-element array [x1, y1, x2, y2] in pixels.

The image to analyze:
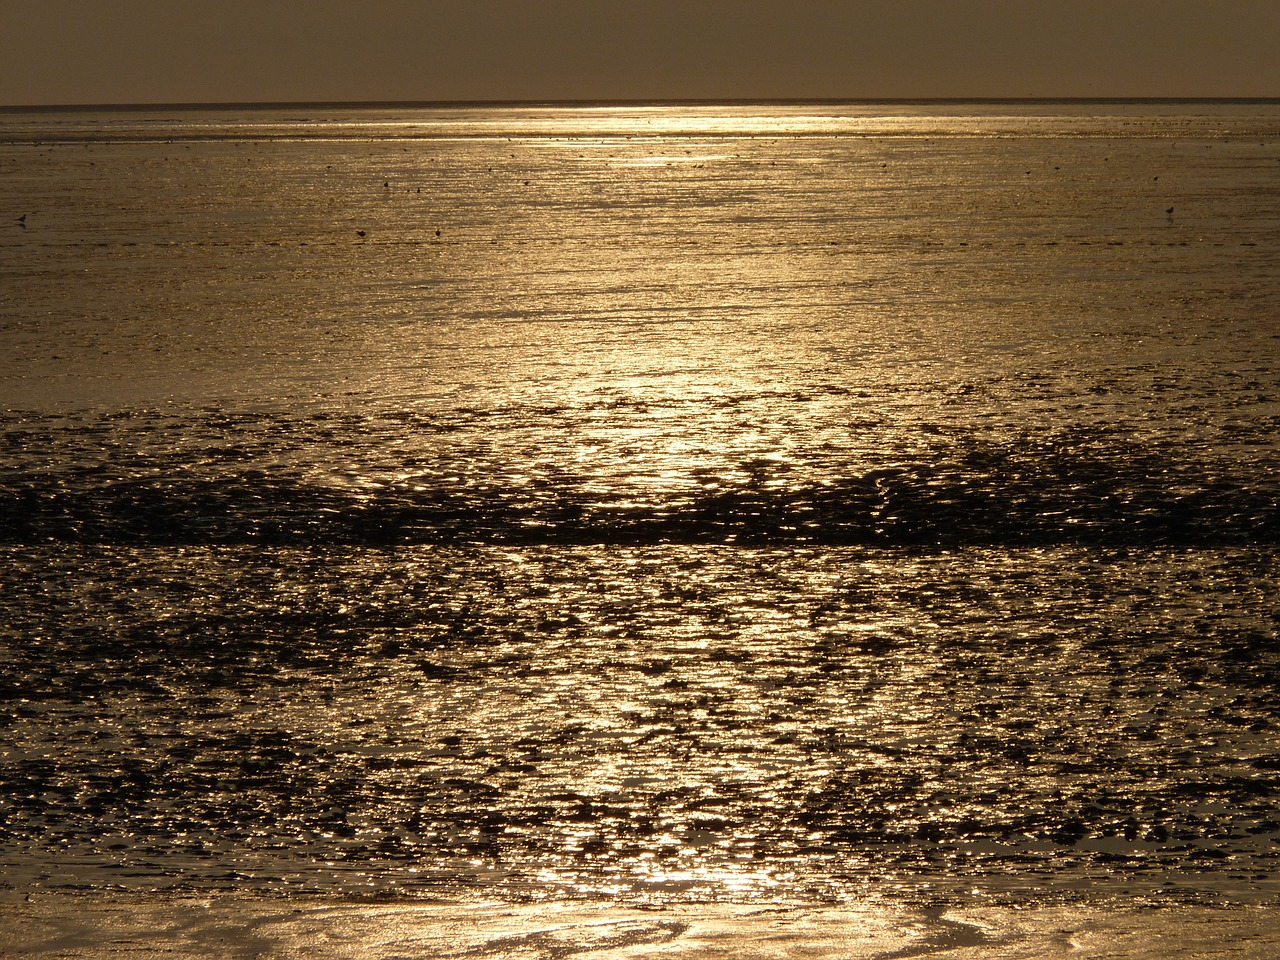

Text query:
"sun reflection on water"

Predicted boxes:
[[5, 103, 1280, 908]]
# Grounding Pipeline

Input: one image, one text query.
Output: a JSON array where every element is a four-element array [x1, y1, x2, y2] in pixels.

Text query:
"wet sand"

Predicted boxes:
[[2, 893, 1278, 959]]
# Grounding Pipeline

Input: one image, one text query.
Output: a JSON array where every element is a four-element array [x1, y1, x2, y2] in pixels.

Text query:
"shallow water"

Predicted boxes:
[[1, 102, 1278, 907]]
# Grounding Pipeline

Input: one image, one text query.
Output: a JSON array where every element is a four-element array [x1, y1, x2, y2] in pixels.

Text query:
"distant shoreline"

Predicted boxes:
[[2, 96, 1280, 114]]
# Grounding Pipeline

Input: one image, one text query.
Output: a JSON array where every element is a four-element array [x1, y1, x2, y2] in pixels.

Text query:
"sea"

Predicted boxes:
[[1, 101, 1278, 913]]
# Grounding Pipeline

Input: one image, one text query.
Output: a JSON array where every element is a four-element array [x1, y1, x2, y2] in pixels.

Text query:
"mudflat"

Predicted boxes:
[[3, 893, 1278, 959]]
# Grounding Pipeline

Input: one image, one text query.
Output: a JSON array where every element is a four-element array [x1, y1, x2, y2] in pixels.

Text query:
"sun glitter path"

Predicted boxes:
[[3, 894, 1280, 959]]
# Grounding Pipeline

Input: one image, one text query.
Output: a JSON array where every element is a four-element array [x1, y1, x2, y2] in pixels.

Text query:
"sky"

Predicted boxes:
[[1, 0, 1277, 107]]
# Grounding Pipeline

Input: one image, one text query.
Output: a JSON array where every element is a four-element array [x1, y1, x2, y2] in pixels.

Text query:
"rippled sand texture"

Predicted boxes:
[[3, 895, 1280, 960], [2, 103, 1279, 907]]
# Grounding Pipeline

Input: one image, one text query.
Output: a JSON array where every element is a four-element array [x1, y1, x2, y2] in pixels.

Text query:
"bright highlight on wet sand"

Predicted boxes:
[[2, 101, 1279, 957], [5, 894, 1280, 959]]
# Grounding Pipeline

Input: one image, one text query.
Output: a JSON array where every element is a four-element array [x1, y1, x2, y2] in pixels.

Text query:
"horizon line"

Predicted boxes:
[[3, 96, 1280, 113]]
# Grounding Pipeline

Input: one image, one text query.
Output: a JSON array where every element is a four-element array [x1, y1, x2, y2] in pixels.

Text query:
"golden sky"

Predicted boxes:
[[2, 0, 1278, 105]]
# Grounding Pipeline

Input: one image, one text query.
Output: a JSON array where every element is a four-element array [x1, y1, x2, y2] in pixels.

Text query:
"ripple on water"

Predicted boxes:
[[1, 542, 1277, 904]]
